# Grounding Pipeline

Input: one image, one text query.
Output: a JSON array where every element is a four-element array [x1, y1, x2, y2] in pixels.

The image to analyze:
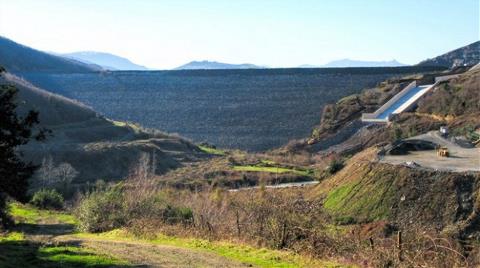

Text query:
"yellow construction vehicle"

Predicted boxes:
[[437, 147, 449, 157]]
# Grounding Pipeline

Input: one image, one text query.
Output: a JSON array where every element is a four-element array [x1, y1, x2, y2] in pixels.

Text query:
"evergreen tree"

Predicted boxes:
[[0, 83, 46, 228]]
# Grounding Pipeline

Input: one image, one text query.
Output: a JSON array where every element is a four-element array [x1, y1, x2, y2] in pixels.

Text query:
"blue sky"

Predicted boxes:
[[0, 0, 478, 69]]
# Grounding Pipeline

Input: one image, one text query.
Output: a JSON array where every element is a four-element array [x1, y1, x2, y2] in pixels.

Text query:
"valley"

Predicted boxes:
[[0, 23, 479, 267]]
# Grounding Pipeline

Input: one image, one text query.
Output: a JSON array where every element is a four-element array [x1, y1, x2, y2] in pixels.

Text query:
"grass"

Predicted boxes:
[[0, 240, 130, 268], [8, 203, 77, 225], [260, 159, 277, 165], [0, 203, 130, 267], [233, 165, 312, 176], [0, 231, 25, 242], [322, 168, 396, 222], [77, 229, 349, 268], [198, 145, 226, 155], [108, 119, 141, 132], [38, 246, 130, 267]]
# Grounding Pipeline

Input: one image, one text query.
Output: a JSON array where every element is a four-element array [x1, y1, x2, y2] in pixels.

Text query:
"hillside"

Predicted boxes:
[[304, 62, 480, 238], [418, 41, 480, 68], [300, 65, 478, 155], [0, 69, 204, 185], [310, 148, 480, 238], [175, 60, 263, 70], [61, 51, 149, 70], [0, 36, 100, 73]]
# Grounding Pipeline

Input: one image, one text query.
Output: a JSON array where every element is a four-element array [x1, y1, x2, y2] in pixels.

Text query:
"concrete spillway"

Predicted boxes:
[[375, 84, 433, 120], [361, 68, 470, 123]]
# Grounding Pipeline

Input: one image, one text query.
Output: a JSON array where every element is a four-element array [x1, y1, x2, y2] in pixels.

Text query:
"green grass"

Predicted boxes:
[[8, 203, 77, 225], [233, 165, 312, 176], [0, 204, 130, 267], [108, 119, 141, 132], [323, 170, 396, 223], [260, 159, 277, 165], [0, 240, 130, 268], [198, 145, 226, 155], [77, 229, 348, 268], [0, 231, 25, 242], [38, 246, 130, 267]]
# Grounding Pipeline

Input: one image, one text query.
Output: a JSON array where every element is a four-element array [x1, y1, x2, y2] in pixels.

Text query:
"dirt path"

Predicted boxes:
[[55, 235, 252, 268], [17, 219, 252, 268]]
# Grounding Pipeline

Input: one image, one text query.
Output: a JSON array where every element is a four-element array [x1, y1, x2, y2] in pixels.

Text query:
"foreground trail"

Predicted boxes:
[[55, 235, 252, 268], [6, 203, 253, 267], [5, 203, 348, 268]]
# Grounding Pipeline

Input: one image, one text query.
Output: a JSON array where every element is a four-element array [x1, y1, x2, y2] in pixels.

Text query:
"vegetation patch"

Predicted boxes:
[[320, 161, 398, 223], [38, 246, 130, 267], [233, 165, 313, 177], [8, 203, 77, 225], [198, 145, 226, 155]]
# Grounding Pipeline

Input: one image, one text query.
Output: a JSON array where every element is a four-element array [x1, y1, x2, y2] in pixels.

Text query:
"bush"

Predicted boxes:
[[30, 189, 64, 210], [327, 159, 344, 175], [162, 205, 193, 225], [75, 185, 194, 233], [75, 187, 125, 233], [334, 216, 356, 225]]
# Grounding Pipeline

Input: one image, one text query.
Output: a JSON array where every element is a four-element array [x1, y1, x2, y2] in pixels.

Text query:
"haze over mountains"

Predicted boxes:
[[61, 51, 149, 71], [176, 59, 408, 70], [0, 36, 99, 73], [174, 60, 264, 70], [321, 59, 407, 68]]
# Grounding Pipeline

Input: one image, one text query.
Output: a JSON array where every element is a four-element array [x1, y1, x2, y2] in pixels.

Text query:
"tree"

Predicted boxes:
[[38, 155, 56, 188], [55, 162, 78, 195], [0, 84, 46, 228]]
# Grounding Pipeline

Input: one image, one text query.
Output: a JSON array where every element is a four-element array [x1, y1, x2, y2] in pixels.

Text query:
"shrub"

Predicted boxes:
[[30, 189, 64, 210], [327, 159, 344, 175], [334, 216, 356, 225], [162, 205, 193, 225], [75, 187, 125, 233]]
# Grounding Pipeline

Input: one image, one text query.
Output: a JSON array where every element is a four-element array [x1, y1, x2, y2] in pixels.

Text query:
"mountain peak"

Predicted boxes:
[[61, 51, 149, 70], [322, 58, 407, 68], [175, 60, 264, 70]]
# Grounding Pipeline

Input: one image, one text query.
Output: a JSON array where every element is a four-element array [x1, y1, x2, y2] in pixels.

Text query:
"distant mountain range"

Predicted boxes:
[[300, 59, 407, 68], [1, 35, 478, 73], [417, 41, 480, 68], [61, 51, 149, 71], [175, 60, 263, 70], [0, 36, 99, 73]]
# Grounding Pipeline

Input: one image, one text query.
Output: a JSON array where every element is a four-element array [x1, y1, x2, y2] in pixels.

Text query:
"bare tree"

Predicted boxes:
[[54, 162, 78, 195], [38, 155, 56, 188]]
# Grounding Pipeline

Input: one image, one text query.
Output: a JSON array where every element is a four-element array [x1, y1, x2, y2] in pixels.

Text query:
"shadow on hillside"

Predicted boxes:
[[0, 239, 140, 267], [15, 223, 76, 236]]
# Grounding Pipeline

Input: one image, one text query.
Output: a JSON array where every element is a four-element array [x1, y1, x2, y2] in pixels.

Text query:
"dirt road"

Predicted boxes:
[[56, 235, 251, 268], [17, 217, 251, 268], [380, 131, 480, 172]]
